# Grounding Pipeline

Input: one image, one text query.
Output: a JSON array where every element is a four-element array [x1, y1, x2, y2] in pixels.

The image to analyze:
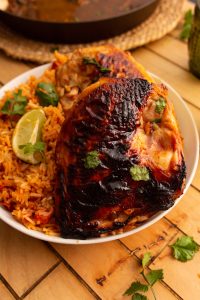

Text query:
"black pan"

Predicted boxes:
[[0, 0, 159, 44]]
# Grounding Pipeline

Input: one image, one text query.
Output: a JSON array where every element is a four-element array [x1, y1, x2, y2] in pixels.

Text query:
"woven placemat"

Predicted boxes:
[[0, 0, 185, 63]]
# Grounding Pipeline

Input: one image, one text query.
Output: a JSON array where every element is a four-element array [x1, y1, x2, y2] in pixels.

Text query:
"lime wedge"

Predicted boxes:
[[12, 109, 46, 164]]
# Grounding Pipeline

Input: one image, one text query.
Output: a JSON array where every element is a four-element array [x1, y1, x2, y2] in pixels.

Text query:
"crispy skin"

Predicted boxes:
[[55, 77, 186, 239], [55, 45, 153, 112]]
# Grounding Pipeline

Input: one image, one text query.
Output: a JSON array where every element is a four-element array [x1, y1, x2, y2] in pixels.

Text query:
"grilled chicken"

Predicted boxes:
[[55, 76, 186, 239], [55, 45, 153, 112]]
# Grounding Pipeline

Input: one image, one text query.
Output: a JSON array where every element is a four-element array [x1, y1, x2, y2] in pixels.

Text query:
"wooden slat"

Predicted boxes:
[[52, 241, 177, 299], [52, 241, 128, 299], [94, 256, 179, 300], [0, 281, 15, 300], [132, 47, 200, 109], [120, 218, 178, 259], [166, 186, 200, 243], [151, 232, 200, 300], [0, 221, 59, 296], [147, 35, 188, 70], [24, 264, 95, 300], [0, 51, 30, 84]]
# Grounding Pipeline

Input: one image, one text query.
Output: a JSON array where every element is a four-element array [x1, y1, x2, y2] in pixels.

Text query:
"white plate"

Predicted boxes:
[[0, 64, 199, 244]]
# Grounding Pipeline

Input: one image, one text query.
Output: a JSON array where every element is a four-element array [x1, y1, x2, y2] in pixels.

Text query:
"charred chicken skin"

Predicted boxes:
[[55, 77, 186, 239]]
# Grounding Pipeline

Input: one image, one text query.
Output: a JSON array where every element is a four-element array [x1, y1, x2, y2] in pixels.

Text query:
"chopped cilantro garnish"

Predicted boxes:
[[151, 118, 161, 124], [130, 165, 150, 181], [1, 89, 27, 115], [155, 97, 166, 114], [19, 141, 45, 155], [171, 236, 199, 262], [36, 82, 59, 107], [83, 151, 101, 169], [83, 57, 111, 73]]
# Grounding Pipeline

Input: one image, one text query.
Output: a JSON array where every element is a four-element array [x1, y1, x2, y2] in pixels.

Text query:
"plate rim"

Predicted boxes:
[[0, 64, 199, 245]]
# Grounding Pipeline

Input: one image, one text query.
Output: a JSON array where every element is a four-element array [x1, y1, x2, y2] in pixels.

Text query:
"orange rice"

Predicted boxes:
[[0, 65, 65, 236]]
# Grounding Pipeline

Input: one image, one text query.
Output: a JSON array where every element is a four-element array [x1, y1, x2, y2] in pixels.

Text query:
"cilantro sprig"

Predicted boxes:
[[1, 89, 27, 116], [36, 82, 59, 107], [151, 118, 161, 124], [124, 281, 148, 300], [124, 252, 163, 300], [170, 235, 199, 262], [83, 150, 101, 169], [180, 10, 193, 41], [83, 57, 111, 73], [19, 141, 45, 155], [155, 97, 166, 114], [130, 165, 150, 181]]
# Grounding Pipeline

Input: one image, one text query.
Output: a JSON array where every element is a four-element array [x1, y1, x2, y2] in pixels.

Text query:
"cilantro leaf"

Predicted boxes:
[[1, 90, 27, 115], [12, 103, 27, 115], [36, 82, 59, 107], [83, 151, 101, 169], [155, 97, 166, 114], [14, 89, 27, 103], [180, 10, 193, 41], [133, 293, 147, 300], [130, 165, 150, 181], [1, 99, 12, 115], [142, 252, 152, 268], [151, 118, 161, 124], [170, 236, 199, 262], [124, 281, 148, 296], [83, 57, 111, 73], [19, 141, 45, 155], [145, 269, 164, 286]]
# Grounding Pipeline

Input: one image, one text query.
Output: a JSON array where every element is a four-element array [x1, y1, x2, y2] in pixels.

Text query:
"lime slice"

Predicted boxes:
[[12, 109, 46, 164]]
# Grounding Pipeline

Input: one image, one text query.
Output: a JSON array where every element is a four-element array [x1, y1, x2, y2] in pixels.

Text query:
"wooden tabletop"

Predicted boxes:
[[0, 1, 199, 300]]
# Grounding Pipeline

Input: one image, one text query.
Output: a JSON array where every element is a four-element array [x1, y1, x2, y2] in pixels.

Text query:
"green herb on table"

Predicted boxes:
[[83, 151, 101, 169], [124, 252, 164, 300], [155, 97, 166, 114], [130, 165, 150, 181], [83, 57, 111, 73], [142, 252, 152, 268], [1, 89, 27, 115], [36, 82, 59, 107], [180, 9, 193, 41], [19, 141, 45, 155], [170, 235, 199, 262], [124, 281, 148, 299]]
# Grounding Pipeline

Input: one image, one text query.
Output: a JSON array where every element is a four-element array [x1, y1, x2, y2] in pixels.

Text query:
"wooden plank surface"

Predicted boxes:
[[151, 233, 200, 300], [24, 264, 95, 300], [0, 1, 199, 299], [120, 218, 178, 259], [0, 281, 15, 300], [0, 221, 59, 297]]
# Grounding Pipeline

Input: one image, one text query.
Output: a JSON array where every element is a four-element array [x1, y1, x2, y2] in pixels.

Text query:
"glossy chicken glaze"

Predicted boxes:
[[55, 77, 186, 239]]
